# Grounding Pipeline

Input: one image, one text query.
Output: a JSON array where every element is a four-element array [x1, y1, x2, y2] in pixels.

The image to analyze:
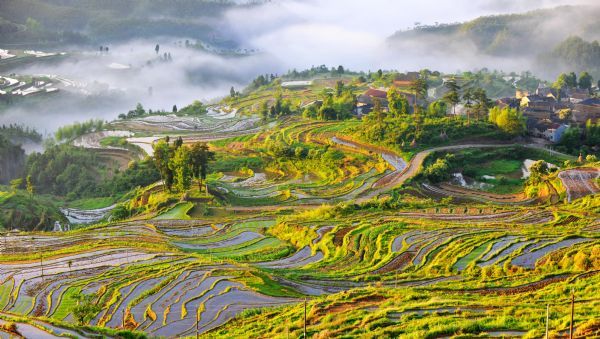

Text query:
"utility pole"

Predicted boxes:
[[304, 298, 307, 339], [545, 304, 549, 339], [39, 251, 44, 283], [569, 291, 574, 339]]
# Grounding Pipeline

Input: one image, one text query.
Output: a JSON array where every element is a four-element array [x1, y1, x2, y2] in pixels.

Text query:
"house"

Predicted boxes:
[[573, 98, 600, 123], [535, 84, 570, 101], [567, 88, 590, 103], [358, 88, 389, 107], [356, 88, 388, 116], [543, 124, 568, 143], [393, 80, 413, 88], [516, 89, 529, 99], [521, 95, 556, 113], [527, 118, 568, 143], [496, 97, 520, 110]]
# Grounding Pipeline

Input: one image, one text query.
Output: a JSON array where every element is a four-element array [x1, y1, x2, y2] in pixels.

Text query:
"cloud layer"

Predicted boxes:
[[223, 0, 598, 72]]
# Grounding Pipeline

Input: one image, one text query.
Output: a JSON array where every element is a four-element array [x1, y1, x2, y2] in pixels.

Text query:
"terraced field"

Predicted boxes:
[[2, 116, 599, 338]]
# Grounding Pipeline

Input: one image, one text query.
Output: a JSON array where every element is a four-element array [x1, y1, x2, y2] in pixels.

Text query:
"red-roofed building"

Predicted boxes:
[[364, 88, 387, 99]]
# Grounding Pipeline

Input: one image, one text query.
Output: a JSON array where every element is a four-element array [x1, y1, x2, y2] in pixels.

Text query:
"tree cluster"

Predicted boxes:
[[55, 119, 104, 141], [553, 71, 595, 92], [557, 119, 600, 156], [488, 106, 526, 136], [152, 137, 215, 192], [303, 81, 356, 121], [258, 92, 294, 121], [23, 145, 160, 200]]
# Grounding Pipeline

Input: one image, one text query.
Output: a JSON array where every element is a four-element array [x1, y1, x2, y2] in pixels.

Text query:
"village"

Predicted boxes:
[[332, 71, 600, 145]]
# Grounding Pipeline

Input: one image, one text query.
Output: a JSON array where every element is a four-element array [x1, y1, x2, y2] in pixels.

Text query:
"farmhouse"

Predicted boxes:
[[567, 88, 591, 103], [527, 119, 569, 143], [356, 88, 389, 115], [496, 97, 520, 110], [573, 98, 600, 122]]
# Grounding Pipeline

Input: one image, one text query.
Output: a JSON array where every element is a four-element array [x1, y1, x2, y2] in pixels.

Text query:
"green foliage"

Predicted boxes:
[[23, 144, 160, 200], [106, 159, 161, 196], [189, 142, 215, 190], [358, 113, 499, 148], [557, 120, 600, 156], [549, 36, 600, 77], [24, 144, 104, 198], [0, 0, 236, 44], [0, 188, 65, 231], [177, 100, 207, 116], [152, 139, 213, 193], [0, 135, 25, 185], [442, 78, 461, 114], [387, 87, 410, 117], [427, 100, 448, 117], [578, 71, 593, 90], [71, 292, 101, 326], [423, 157, 451, 183], [170, 146, 192, 192], [488, 106, 525, 135], [527, 160, 548, 186], [0, 124, 42, 143], [55, 119, 104, 141]]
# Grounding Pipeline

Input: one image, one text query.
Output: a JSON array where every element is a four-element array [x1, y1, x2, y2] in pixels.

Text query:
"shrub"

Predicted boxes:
[[573, 251, 591, 271]]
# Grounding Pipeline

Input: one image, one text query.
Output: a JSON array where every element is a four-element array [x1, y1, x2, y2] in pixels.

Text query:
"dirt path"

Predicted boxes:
[[354, 143, 525, 202]]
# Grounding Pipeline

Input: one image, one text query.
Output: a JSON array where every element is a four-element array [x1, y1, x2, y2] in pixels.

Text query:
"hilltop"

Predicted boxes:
[[388, 5, 600, 77]]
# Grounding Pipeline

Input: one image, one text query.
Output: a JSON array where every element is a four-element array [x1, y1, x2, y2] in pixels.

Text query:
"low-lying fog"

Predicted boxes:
[[1, 40, 281, 134], [0, 0, 597, 134]]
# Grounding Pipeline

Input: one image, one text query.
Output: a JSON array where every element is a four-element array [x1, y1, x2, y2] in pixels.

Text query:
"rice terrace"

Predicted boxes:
[[1, 1, 600, 338]]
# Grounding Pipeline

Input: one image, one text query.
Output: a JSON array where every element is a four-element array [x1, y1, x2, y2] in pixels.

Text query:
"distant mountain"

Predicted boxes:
[[0, 0, 259, 47], [388, 5, 600, 78]]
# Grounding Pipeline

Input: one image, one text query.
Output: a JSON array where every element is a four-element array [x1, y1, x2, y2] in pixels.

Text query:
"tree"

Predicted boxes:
[[189, 143, 215, 192], [578, 72, 593, 91], [335, 81, 344, 97], [230, 86, 236, 98], [528, 160, 548, 185], [372, 98, 385, 124], [409, 78, 428, 113], [9, 178, 22, 192], [71, 293, 101, 325], [337, 65, 344, 74], [26, 175, 34, 198], [558, 108, 572, 120], [472, 88, 492, 120], [553, 73, 568, 93], [152, 139, 173, 191], [489, 106, 526, 135], [155, 44, 160, 54], [172, 105, 178, 113], [258, 101, 269, 121], [170, 146, 192, 192], [25, 17, 41, 34], [443, 78, 461, 115], [427, 101, 447, 117], [462, 88, 475, 123], [173, 136, 183, 149], [387, 87, 409, 117], [566, 72, 577, 88], [424, 158, 451, 183]]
